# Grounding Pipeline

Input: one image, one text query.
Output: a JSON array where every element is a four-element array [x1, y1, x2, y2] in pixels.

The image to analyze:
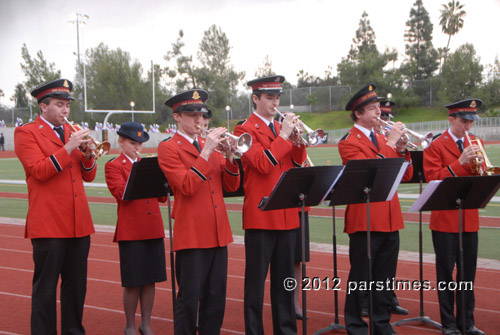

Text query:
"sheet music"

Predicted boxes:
[[386, 161, 409, 201], [320, 166, 345, 204], [408, 180, 442, 212]]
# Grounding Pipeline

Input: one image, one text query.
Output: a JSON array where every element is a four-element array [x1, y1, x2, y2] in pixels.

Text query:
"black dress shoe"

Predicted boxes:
[[465, 326, 485, 335], [390, 304, 409, 315], [296, 313, 308, 320], [442, 327, 461, 335]]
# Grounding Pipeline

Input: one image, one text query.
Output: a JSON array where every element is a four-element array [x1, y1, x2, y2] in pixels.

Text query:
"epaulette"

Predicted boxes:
[[21, 121, 34, 127], [107, 157, 117, 163], [432, 133, 442, 141], [339, 132, 351, 141], [236, 119, 247, 126], [161, 136, 172, 142]]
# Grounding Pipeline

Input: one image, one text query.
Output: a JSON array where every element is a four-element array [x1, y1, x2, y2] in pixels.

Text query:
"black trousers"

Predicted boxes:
[[344, 231, 399, 335], [174, 247, 228, 335], [31, 236, 90, 335], [244, 229, 297, 335], [432, 230, 478, 330]]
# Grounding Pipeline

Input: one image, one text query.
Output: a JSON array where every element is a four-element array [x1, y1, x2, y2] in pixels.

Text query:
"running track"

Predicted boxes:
[[1, 220, 499, 334]]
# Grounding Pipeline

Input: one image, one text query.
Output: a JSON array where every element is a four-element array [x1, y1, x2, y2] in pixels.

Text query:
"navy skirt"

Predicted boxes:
[[118, 238, 167, 287]]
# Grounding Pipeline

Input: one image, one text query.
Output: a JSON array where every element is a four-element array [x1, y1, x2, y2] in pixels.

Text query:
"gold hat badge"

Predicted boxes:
[[192, 91, 200, 100]]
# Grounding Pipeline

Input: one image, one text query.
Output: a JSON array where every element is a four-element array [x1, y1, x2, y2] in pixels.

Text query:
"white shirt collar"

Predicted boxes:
[[354, 123, 374, 139], [253, 111, 273, 126], [176, 129, 197, 144], [123, 153, 137, 163], [40, 115, 58, 129], [448, 128, 463, 143]]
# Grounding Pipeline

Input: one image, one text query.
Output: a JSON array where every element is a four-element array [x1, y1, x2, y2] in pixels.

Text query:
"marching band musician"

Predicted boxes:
[[14, 79, 96, 334], [338, 84, 413, 335], [158, 89, 240, 334], [362, 98, 409, 317], [233, 75, 307, 334], [105, 122, 167, 335], [423, 99, 485, 335]]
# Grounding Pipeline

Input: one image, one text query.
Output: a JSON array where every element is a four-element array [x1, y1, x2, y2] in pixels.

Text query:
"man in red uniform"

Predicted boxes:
[[14, 79, 96, 334], [158, 89, 240, 334], [339, 84, 412, 335], [361, 99, 409, 317], [233, 75, 307, 334], [423, 99, 485, 335]]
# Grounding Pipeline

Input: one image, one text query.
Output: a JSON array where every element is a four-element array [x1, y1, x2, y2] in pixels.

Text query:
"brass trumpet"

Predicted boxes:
[[465, 131, 500, 176], [64, 117, 110, 159], [274, 108, 325, 146], [201, 127, 252, 156], [377, 117, 433, 150]]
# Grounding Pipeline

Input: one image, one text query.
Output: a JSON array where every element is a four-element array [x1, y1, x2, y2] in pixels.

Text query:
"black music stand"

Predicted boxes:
[[316, 158, 408, 335], [259, 166, 344, 335], [408, 175, 500, 332], [393, 151, 441, 330], [122, 157, 177, 314]]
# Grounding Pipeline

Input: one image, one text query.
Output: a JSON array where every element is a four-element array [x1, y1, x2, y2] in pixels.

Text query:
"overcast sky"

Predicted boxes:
[[1, 0, 499, 107]]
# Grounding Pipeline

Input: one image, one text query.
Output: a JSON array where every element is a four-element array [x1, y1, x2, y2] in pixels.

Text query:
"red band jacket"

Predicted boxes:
[[423, 129, 481, 232], [14, 116, 96, 238], [233, 113, 307, 230], [158, 132, 240, 251], [105, 153, 166, 242], [338, 126, 413, 234]]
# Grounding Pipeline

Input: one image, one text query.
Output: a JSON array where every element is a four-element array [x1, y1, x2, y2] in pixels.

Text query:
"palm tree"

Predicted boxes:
[[439, 0, 466, 64]]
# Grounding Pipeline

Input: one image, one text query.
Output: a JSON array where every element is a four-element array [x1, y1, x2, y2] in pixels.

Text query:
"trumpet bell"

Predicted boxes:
[[236, 133, 252, 154], [93, 141, 111, 158], [420, 132, 434, 149], [485, 167, 500, 176], [306, 129, 325, 146]]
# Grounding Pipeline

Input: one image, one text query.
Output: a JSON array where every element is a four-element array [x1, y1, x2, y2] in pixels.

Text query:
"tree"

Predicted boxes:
[[402, 0, 439, 80], [16, 44, 61, 114], [254, 55, 275, 78], [437, 43, 483, 104], [19, 44, 61, 91], [82, 43, 152, 124], [439, 0, 466, 65], [165, 25, 244, 125], [296, 70, 320, 88], [347, 11, 378, 61], [164, 30, 198, 92], [337, 12, 397, 92], [196, 25, 245, 115], [476, 56, 500, 111]]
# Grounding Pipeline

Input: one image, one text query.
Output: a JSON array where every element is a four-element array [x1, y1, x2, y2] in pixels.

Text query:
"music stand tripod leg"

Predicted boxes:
[[167, 192, 176, 316], [312, 206, 345, 335], [393, 176, 441, 330], [300, 194, 308, 335]]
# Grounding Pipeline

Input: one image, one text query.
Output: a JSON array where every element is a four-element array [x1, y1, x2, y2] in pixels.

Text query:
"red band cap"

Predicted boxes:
[[36, 87, 71, 101], [448, 107, 477, 115], [172, 99, 204, 111], [251, 82, 282, 91], [352, 91, 377, 111]]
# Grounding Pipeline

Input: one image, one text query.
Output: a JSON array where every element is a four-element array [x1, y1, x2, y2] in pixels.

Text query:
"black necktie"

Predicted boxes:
[[456, 139, 464, 153], [54, 126, 65, 144], [193, 139, 201, 153], [269, 122, 277, 137], [369, 131, 378, 150]]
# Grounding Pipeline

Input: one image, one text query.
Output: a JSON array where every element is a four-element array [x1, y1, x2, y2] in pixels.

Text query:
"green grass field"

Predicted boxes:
[[1, 145, 500, 260]]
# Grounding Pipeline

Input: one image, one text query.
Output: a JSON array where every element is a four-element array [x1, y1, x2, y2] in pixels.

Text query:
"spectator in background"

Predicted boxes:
[[0, 133, 4, 151]]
